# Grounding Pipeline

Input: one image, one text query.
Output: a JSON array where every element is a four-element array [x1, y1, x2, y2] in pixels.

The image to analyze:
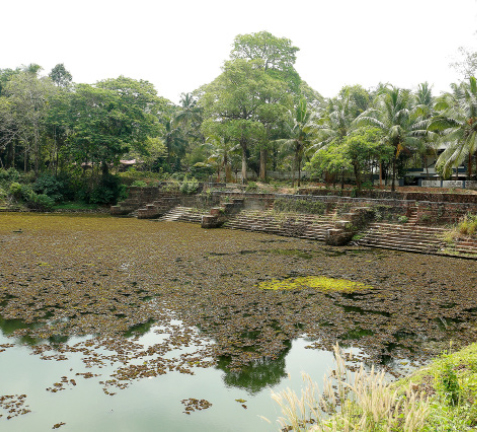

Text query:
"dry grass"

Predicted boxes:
[[268, 345, 430, 432]]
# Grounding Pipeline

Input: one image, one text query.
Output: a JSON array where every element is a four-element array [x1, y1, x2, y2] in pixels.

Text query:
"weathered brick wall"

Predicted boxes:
[[298, 188, 477, 203], [416, 202, 477, 225]]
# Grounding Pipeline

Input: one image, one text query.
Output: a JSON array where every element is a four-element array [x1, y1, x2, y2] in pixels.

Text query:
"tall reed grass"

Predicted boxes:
[[267, 345, 430, 431]]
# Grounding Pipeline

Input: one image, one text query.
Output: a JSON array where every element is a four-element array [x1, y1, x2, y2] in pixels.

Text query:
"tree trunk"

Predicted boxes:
[[224, 154, 232, 183], [102, 161, 109, 177], [341, 168, 345, 190], [291, 153, 297, 187], [353, 162, 361, 190], [34, 130, 39, 177], [24, 150, 28, 172], [297, 155, 302, 187], [424, 155, 429, 180], [259, 149, 267, 181], [475, 151, 477, 180], [379, 161, 383, 188], [391, 156, 396, 192], [11, 141, 15, 169], [241, 141, 247, 184]]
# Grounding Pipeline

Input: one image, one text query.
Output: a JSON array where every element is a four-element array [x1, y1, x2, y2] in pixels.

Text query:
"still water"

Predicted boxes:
[[1, 214, 476, 431]]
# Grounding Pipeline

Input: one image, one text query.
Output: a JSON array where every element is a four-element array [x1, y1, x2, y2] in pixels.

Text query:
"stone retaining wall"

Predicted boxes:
[[298, 188, 477, 203], [415, 201, 477, 225]]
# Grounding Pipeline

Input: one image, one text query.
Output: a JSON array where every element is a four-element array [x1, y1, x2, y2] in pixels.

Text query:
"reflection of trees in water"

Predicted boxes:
[[217, 341, 291, 394], [0, 314, 70, 346], [124, 319, 155, 337]]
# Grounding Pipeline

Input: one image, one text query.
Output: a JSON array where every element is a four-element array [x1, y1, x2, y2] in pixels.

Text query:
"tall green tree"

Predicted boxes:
[[49, 64, 73, 88], [66, 78, 165, 175], [201, 119, 240, 182], [200, 58, 286, 182], [174, 93, 202, 127], [275, 97, 316, 187], [430, 76, 477, 179], [3, 71, 56, 174], [344, 127, 393, 189], [355, 86, 428, 190], [162, 119, 188, 171], [230, 31, 301, 93], [229, 31, 303, 179]]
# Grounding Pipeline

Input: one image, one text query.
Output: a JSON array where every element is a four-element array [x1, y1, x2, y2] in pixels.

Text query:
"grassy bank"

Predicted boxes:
[[271, 343, 477, 431]]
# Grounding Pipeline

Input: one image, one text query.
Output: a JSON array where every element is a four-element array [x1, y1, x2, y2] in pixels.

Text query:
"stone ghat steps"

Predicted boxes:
[[155, 206, 207, 223], [356, 222, 447, 254], [444, 238, 477, 256], [451, 245, 477, 256], [224, 210, 336, 240]]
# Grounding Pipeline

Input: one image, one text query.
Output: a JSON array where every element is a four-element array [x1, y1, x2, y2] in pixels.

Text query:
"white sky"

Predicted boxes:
[[2, 0, 477, 103]]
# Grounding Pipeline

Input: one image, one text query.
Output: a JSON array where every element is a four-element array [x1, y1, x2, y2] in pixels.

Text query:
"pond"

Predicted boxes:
[[1, 213, 476, 431]]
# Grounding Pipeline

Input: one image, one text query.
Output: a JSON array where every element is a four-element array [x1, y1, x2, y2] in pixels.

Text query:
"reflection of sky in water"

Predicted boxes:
[[0, 322, 368, 432]]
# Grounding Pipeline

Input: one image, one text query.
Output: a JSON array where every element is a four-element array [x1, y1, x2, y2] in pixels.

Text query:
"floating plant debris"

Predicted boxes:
[[1, 213, 477, 426], [181, 398, 212, 414], [0, 394, 30, 420]]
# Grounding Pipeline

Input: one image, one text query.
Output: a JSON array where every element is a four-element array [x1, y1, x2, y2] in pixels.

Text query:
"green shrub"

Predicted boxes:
[[33, 174, 64, 203], [245, 181, 258, 192], [274, 198, 326, 215], [436, 362, 461, 406], [9, 182, 23, 199], [171, 172, 186, 181], [458, 213, 477, 237], [180, 176, 199, 195], [362, 181, 373, 190], [131, 180, 147, 188], [0, 168, 20, 184], [27, 193, 55, 211], [398, 215, 409, 224], [89, 175, 125, 205], [9, 182, 31, 200]]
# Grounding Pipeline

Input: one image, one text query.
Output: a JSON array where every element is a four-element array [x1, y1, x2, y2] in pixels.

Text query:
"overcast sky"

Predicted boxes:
[[2, 0, 477, 103]]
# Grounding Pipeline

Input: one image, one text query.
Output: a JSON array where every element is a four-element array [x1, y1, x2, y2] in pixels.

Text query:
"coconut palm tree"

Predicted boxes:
[[202, 134, 240, 182], [163, 119, 187, 170], [355, 86, 429, 191], [174, 93, 202, 127], [311, 95, 354, 152], [275, 97, 316, 187], [429, 77, 477, 179]]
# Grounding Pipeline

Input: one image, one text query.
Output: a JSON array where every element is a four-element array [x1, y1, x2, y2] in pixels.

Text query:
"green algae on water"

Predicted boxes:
[[258, 276, 372, 292]]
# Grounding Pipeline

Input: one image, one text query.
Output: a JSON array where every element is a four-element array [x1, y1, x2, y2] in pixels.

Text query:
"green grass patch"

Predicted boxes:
[[53, 202, 99, 210]]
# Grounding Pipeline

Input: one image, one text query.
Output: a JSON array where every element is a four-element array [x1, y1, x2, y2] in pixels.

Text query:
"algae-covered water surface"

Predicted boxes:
[[1, 213, 477, 431]]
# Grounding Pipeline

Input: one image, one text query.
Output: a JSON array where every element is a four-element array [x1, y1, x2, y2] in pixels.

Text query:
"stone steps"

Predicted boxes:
[[356, 222, 446, 254], [224, 210, 336, 240], [452, 245, 477, 255], [370, 222, 446, 233], [155, 207, 207, 223]]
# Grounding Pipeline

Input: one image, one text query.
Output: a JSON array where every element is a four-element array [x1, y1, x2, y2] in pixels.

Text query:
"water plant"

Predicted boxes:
[[257, 276, 372, 292]]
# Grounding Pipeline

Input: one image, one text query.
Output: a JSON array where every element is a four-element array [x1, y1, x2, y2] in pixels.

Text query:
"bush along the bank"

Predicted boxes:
[[0, 168, 129, 209], [270, 343, 477, 432], [180, 176, 199, 195], [33, 174, 65, 202], [444, 213, 477, 244], [274, 198, 326, 215], [8, 182, 55, 211]]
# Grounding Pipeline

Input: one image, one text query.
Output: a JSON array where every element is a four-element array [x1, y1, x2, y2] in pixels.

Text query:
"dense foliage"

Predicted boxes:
[[1, 34, 476, 205]]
